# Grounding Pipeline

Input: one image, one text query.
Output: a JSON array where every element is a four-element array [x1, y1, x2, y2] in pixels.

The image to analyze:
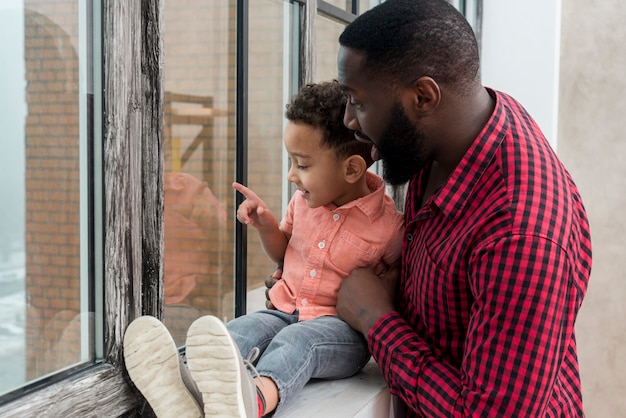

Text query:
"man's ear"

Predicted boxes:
[[344, 155, 367, 184], [405, 76, 441, 117]]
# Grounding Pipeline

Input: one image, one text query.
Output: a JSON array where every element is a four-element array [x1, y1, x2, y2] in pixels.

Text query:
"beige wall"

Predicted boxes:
[[559, 1, 626, 416]]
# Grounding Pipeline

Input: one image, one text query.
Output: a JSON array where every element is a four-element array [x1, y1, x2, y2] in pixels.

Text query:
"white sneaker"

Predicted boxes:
[[186, 315, 259, 418], [123, 315, 203, 418]]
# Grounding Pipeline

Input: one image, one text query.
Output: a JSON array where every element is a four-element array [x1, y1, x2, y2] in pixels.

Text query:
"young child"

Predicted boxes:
[[123, 81, 404, 418]]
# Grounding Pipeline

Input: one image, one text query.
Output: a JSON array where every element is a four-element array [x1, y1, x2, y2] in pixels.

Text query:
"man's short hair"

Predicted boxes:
[[339, 0, 480, 94]]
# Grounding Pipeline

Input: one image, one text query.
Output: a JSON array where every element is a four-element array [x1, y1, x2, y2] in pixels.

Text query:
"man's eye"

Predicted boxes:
[[297, 165, 307, 170], [350, 101, 364, 110]]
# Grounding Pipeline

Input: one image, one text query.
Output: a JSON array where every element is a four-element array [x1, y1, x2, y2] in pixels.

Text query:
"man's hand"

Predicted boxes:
[[264, 267, 282, 309], [233, 182, 277, 231], [336, 266, 399, 335]]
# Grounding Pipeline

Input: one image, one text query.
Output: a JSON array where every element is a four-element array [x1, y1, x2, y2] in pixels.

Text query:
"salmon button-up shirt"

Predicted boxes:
[[270, 171, 404, 321]]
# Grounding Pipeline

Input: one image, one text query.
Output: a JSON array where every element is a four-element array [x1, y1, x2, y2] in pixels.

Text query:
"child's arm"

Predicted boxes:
[[233, 182, 289, 265]]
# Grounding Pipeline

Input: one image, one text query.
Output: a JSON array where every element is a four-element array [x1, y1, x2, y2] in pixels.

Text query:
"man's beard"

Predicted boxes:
[[377, 103, 429, 186]]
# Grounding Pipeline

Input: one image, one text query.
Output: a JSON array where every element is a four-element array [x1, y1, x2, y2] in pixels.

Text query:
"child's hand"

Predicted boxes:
[[233, 182, 276, 230]]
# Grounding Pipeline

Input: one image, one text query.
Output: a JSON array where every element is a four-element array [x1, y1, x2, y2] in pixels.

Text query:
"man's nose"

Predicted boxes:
[[343, 102, 360, 131]]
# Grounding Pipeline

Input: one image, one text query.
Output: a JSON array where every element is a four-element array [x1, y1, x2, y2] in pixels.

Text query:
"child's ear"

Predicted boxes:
[[344, 155, 367, 184]]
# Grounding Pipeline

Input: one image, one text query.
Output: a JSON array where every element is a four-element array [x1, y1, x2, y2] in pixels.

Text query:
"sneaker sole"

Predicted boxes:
[[186, 316, 248, 417], [123, 316, 202, 418]]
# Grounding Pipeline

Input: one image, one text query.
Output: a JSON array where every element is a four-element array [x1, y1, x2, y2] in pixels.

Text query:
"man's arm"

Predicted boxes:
[[336, 266, 397, 335], [339, 235, 576, 417]]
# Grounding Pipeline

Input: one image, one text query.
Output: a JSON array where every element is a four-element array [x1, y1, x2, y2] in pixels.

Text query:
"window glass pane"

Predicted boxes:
[[162, 0, 298, 344], [245, 0, 297, 308], [0, 0, 96, 396], [360, 0, 384, 11], [315, 13, 346, 82], [315, 1, 382, 82], [162, 0, 238, 346], [323, 0, 352, 12]]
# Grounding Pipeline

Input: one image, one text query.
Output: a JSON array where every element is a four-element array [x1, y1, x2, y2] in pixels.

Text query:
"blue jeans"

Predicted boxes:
[[226, 309, 370, 413]]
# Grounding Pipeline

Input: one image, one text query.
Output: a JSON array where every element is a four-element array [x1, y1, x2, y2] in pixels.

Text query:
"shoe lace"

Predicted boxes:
[[243, 347, 263, 385]]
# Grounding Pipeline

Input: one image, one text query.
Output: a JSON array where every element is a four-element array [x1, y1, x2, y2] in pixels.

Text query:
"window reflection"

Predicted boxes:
[[245, 0, 293, 305], [162, 1, 237, 346], [161, 0, 298, 346]]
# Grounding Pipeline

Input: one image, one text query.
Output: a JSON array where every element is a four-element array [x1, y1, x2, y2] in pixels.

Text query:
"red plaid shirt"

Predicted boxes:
[[368, 89, 592, 417]]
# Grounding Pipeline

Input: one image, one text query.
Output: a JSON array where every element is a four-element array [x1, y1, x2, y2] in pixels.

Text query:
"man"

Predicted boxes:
[[329, 0, 591, 416]]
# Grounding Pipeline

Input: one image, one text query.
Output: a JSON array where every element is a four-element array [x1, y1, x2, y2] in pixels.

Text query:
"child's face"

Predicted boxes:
[[284, 121, 351, 208]]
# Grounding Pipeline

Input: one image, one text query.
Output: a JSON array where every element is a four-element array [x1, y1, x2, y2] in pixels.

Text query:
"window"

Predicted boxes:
[[316, 4, 355, 82], [159, 0, 303, 346], [0, 0, 101, 400], [160, 0, 239, 347], [243, 0, 301, 311], [159, 0, 369, 345], [0, 1, 145, 415]]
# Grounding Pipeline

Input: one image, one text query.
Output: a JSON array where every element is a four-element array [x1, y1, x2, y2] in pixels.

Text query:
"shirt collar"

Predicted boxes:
[[331, 171, 387, 222], [430, 88, 508, 221]]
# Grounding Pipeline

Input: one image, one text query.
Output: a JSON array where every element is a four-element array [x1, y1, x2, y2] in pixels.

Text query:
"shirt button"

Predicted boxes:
[[333, 214, 340, 221], [318, 241, 325, 249], [309, 269, 317, 277], [301, 298, 308, 306], [407, 233, 413, 241]]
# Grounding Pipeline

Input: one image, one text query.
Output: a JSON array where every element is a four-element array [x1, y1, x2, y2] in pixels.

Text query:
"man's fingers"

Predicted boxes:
[[265, 267, 282, 287], [232, 182, 262, 202], [265, 275, 278, 289], [263, 268, 281, 310], [265, 278, 278, 310]]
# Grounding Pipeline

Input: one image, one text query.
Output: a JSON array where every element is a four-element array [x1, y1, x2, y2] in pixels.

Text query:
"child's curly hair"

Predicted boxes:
[[285, 80, 374, 166]]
